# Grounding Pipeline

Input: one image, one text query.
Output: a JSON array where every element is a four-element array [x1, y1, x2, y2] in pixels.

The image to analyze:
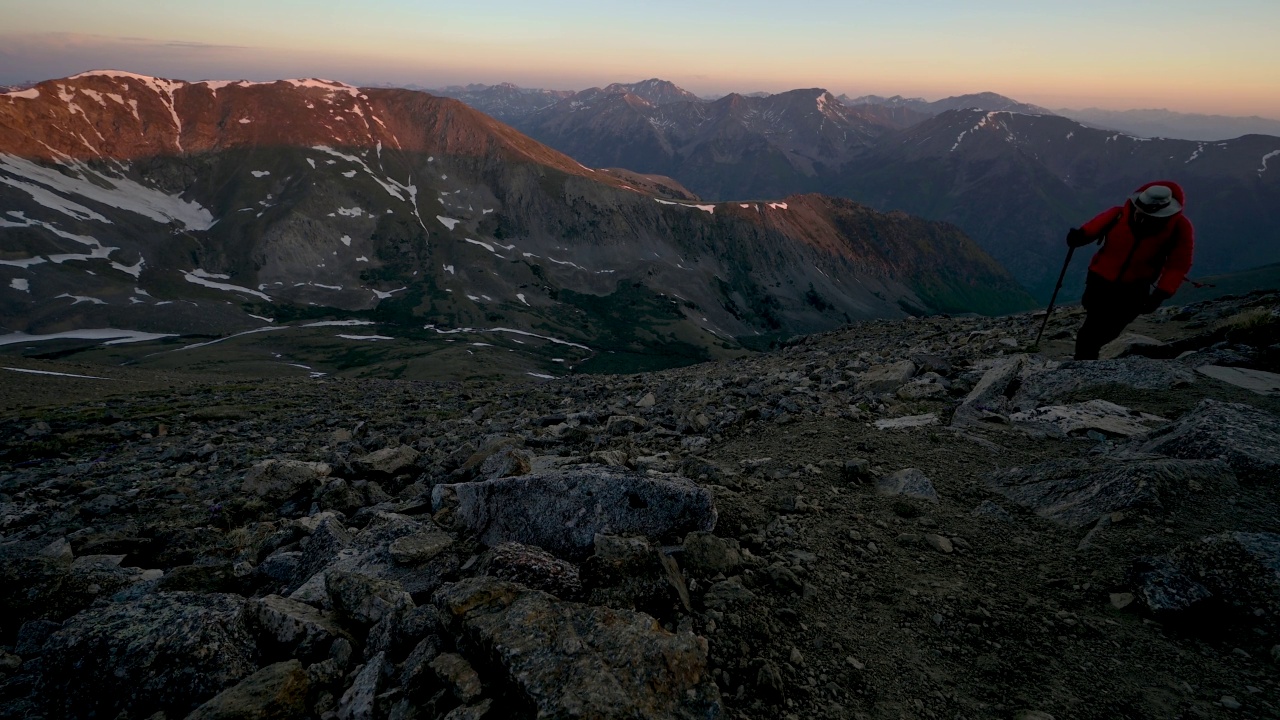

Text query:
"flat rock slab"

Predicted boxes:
[[986, 456, 1236, 527], [1196, 365, 1280, 396], [874, 413, 938, 430], [1010, 399, 1167, 438], [1011, 358, 1195, 412], [1130, 399, 1280, 481], [1101, 333, 1164, 360], [432, 467, 716, 559], [435, 577, 721, 720]]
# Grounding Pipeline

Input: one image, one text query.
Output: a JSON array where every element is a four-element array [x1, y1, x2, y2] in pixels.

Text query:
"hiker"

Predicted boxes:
[[1065, 180, 1194, 360]]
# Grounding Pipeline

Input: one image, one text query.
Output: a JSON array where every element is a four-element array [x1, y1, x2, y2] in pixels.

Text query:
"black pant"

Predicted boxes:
[[1074, 273, 1151, 361]]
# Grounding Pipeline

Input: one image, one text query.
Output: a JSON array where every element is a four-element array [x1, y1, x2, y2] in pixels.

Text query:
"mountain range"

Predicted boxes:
[[0, 71, 1031, 379], [436, 80, 1280, 299], [1055, 107, 1280, 142]]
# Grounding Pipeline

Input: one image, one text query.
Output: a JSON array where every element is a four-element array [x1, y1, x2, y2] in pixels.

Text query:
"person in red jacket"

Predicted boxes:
[[1066, 180, 1195, 360]]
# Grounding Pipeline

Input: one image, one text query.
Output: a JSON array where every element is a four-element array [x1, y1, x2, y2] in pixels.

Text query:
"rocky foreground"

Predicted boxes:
[[2, 292, 1280, 720]]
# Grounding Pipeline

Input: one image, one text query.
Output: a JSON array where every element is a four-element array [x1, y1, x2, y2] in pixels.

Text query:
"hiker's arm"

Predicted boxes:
[[1155, 218, 1195, 296], [1078, 207, 1123, 241]]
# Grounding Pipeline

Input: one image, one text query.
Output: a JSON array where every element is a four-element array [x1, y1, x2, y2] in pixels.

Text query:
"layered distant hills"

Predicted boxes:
[[0, 72, 1032, 378], [435, 80, 1280, 299]]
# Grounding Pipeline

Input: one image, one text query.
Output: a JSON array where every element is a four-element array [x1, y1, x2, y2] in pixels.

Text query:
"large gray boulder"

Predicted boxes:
[[434, 577, 721, 720], [986, 456, 1236, 527], [1129, 399, 1280, 482], [432, 467, 716, 559], [951, 356, 1024, 427], [241, 459, 331, 503], [38, 592, 259, 719], [1010, 357, 1195, 411], [248, 594, 349, 662], [1132, 532, 1280, 628]]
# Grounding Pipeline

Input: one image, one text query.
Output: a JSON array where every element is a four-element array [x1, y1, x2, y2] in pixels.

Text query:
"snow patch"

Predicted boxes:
[[517, 293, 529, 306], [437, 216, 460, 230], [527, 372, 555, 380], [3, 366, 109, 380], [1259, 150, 1280, 175], [303, 320, 374, 327], [337, 207, 364, 217], [0, 154, 214, 229], [239, 118, 252, 124], [251, 170, 270, 177], [356, 256, 369, 262], [9, 278, 30, 292], [110, 258, 144, 278], [767, 202, 788, 210], [183, 270, 272, 300], [46, 286, 81, 301], [336, 334, 393, 341], [0, 328, 175, 347], [372, 288, 405, 300], [2, 88, 41, 100], [340, 235, 352, 246]]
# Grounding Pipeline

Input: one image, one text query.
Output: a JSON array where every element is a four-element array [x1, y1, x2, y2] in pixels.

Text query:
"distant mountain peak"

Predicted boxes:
[[600, 79, 700, 106]]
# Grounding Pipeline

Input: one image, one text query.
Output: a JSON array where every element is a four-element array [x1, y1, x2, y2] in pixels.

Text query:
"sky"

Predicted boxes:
[[2, 0, 1279, 117]]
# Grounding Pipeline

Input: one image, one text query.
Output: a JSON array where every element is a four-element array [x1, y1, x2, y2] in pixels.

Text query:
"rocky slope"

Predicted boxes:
[[2, 290, 1279, 719], [0, 72, 1033, 379]]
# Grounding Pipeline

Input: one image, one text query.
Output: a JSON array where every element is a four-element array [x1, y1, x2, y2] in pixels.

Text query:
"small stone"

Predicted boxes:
[[1109, 592, 1135, 610], [352, 446, 421, 477], [389, 532, 455, 565], [923, 534, 953, 553], [0, 651, 21, 672], [841, 458, 871, 482], [1220, 696, 1241, 710], [606, 415, 648, 435], [186, 660, 310, 720], [430, 653, 484, 704], [876, 469, 938, 503], [337, 652, 385, 720], [241, 459, 331, 502], [442, 699, 493, 720], [682, 532, 743, 577], [845, 656, 865, 670], [789, 647, 804, 666], [1016, 712, 1056, 720], [636, 392, 657, 408], [326, 572, 413, 627]]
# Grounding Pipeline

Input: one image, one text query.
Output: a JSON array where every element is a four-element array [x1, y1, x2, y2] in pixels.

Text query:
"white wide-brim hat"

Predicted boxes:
[[1129, 185, 1182, 218]]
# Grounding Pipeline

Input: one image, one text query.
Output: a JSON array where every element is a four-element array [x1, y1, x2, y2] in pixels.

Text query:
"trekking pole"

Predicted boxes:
[[1033, 246, 1076, 348]]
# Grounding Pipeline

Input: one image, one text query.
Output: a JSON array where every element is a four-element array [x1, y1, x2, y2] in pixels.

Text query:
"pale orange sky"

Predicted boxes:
[[2, 0, 1278, 117]]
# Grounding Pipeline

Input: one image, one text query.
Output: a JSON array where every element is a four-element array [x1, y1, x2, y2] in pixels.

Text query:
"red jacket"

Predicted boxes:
[[1079, 180, 1194, 296]]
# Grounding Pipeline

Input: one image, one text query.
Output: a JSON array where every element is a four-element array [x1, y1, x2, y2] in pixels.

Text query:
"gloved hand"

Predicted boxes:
[[1066, 227, 1091, 247], [1142, 289, 1172, 314]]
